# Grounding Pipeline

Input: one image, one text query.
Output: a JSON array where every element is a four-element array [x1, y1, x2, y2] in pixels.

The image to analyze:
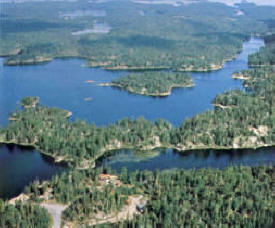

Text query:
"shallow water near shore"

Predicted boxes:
[[98, 147, 275, 172]]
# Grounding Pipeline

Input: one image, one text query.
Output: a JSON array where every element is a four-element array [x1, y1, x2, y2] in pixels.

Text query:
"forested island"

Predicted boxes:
[[109, 72, 194, 96]]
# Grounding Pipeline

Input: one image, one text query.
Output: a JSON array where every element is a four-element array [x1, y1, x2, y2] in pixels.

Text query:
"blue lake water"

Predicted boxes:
[[0, 38, 264, 127], [0, 144, 67, 199], [99, 147, 275, 172], [0, 38, 274, 199]]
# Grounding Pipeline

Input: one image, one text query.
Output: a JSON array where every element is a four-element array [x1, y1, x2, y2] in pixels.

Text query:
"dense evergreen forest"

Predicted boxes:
[[174, 66, 274, 148], [0, 104, 174, 167], [1, 1, 275, 70], [0, 200, 51, 228], [249, 34, 275, 66], [0, 36, 272, 226], [93, 166, 274, 228], [0, 2, 275, 227], [110, 72, 193, 96], [22, 166, 274, 227]]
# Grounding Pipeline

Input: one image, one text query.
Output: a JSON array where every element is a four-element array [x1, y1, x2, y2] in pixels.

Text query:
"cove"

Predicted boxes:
[[98, 147, 275, 172], [0, 144, 67, 200], [0, 38, 264, 127]]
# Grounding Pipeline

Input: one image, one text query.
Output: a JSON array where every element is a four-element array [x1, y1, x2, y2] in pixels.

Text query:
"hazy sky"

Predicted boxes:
[[1, 0, 275, 6], [208, 0, 275, 6]]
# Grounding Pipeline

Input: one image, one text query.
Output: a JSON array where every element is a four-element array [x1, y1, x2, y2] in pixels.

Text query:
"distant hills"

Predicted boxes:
[[1, 0, 275, 6]]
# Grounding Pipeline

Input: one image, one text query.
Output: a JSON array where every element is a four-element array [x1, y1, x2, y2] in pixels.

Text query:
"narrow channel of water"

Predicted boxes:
[[98, 147, 275, 172]]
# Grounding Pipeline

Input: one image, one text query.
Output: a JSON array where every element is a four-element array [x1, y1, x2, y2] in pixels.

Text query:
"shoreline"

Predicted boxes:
[[1, 51, 239, 74], [177, 64, 223, 72], [104, 65, 170, 71], [4, 56, 53, 66], [232, 72, 250, 80], [212, 103, 236, 109], [1, 138, 274, 170], [176, 55, 237, 72], [99, 82, 195, 96], [3, 57, 226, 73]]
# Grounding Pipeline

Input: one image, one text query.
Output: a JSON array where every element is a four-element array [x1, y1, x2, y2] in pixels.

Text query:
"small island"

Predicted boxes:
[[110, 72, 194, 96]]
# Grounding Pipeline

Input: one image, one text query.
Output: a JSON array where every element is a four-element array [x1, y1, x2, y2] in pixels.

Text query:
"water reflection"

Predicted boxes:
[[0, 144, 67, 199], [99, 147, 275, 171]]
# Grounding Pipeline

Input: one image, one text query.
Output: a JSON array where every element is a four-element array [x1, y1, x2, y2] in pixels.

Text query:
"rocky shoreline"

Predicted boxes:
[[107, 82, 195, 96], [4, 56, 53, 66]]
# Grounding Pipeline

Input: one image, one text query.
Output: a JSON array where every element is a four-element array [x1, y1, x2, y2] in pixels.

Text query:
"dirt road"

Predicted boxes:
[[41, 203, 68, 228], [88, 195, 145, 226]]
